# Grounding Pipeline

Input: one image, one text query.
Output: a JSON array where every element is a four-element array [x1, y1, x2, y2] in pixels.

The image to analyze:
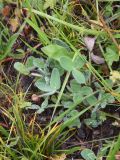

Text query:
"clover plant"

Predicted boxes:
[[14, 42, 116, 128]]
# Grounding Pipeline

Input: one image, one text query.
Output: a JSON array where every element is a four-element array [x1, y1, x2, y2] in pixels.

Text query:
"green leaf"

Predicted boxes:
[[37, 97, 49, 114], [80, 86, 93, 95], [0, 33, 18, 60], [105, 46, 119, 66], [14, 62, 30, 75], [64, 147, 81, 154], [107, 94, 115, 103], [62, 101, 74, 108], [50, 68, 61, 90], [44, 0, 56, 9], [84, 112, 102, 128], [25, 56, 35, 70], [35, 79, 53, 92], [73, 55, 86, 69], [20, 102, 31, 108], [85, 95, 98, 106], [41, 97, 48, 108], [37, 108, 45, 114], [52, 38, 71, 52], [64, 110, 81, 128], [41, 44, 71, 61], [81, 149, 96, 160], [99, 93, 115, 109], [72, 69, 85, 84], [84, 118, 99, 128], [50, 60, 65, 76], [0, 126, 9, 137], [26, 104, 40, 110], [73, 92, 83, 103], [21, 157, 28, 160], [24, 0, 44, 9], [60, 56, 74, 72], [33, 58, 44, 69], [70, 80, 81, 93], [26, 18, 49, 45], [0, 2, 3, 10], [114, 34, 120, 39], [107, 135, 120, 160]]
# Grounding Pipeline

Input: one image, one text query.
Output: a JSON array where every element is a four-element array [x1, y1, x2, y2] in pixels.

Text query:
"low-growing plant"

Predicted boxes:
[[14, 41, 117, 130]]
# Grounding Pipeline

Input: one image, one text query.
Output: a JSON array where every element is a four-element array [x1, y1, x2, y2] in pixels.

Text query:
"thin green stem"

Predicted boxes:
[[31, 9, 107, 36], [50, 72, 70, 123]]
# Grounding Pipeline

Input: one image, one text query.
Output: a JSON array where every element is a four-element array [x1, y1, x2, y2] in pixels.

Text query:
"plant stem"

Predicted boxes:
[[50, 72, 70, 123], [31, 9, 107, 36]]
